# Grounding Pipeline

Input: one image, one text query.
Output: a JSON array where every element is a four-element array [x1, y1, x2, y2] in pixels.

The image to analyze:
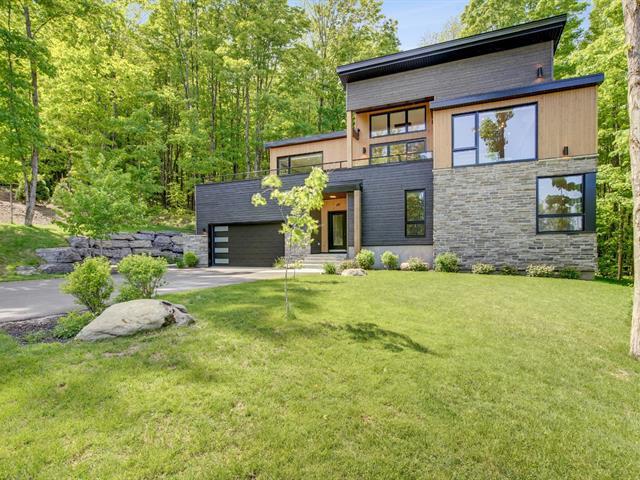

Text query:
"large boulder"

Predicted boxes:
[[153, 235, 172, 249], [171, 235, 185, 246], [36, 247, 82, 264], [76, 300, 194, 341], [15, 266, 38, 276], [110, 233, 134, 241], [67, 236, 89, 249], [130, 239, 152, 249], [133, 232, 155, 241], [341, 268, 367, 277], [39, 263, 74, 274]]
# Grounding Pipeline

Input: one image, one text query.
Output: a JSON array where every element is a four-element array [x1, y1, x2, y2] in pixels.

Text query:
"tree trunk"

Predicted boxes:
[[23, 5, 39, 227], [9, 186, 14, 224], [244, 82, 251, 178], [623, 0, 640, 359], [618, 208, 624, 281]]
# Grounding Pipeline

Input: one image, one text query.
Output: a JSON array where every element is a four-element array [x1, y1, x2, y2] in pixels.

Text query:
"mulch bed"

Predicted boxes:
[[0, 314, 66, 344]]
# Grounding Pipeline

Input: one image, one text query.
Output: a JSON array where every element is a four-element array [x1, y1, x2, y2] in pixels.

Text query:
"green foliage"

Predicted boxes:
[[23, 330, 48, 345], [183, 252, 199, 268], [406, 257, 429, 272], [52, 311, 94, 339], [273, 257, 286, 269], [434, 252, 460, 273], [116, 255, 167, 301], [0, 224, 66, 278], [338, 259, 359, 272], [526, 264, 556, 278], [381, 251, 400, 270], [61, 257, 114, 314], [500, 265, 519, 276], [355, 249, 375, 270], [323, 263, 337, 275], [558, 266, 581, 280], [472, 263, 496, 275]]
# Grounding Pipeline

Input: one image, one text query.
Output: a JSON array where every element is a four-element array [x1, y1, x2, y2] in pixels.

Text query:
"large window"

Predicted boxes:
[[537, 175, 585, 233], [277, 152, 323, 175], [452, 104, 537, 167], [370, 140, 429, 165], [370, 107, 426, 138], [405, 189, 426, 237]]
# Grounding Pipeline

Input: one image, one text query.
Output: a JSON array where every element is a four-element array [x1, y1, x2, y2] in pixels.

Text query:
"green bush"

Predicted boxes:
[[381, 251, 399, 270], [116, 254, 168, 302], [472, 263, 495, 274], [273, 257, 286, 269], [176, 257, 186, 269], [338, 259, 359, 272], [500, 265, 518, 276], [526, 264, 556, 278], [323, 263, 337, 275], [23, 330, 48, 344], [183, 251, 199, 268], [434, 252, 460, 272], [61, 257, 114, 314], [355, 249, 375, 270], [406, 257, 429, 271], [558, 266, 580, 280], [52, 311, 94, 339]]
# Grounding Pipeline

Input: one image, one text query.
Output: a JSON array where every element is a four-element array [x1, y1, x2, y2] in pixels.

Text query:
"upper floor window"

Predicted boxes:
[[370, 139, 429, 165], [277, 152, 323, 175], [370, 107, 426, 138], [452, 103, 537, 167]]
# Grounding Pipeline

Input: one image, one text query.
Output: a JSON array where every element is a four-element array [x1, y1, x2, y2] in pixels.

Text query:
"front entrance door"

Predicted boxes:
[[328, 211, 347, 251]]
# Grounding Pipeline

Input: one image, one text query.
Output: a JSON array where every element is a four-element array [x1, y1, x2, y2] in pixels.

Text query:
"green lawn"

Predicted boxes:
[[0, 273, 637, 478]]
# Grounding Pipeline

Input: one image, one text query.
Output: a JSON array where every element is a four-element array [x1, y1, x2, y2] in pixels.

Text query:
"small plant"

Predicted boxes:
[[116, 254, 168, 302], [558, 266, 580, 279], [273, 257, 286, 269], [407, 257, 429, 271], [61, 257, 114, 314], [338, 259, 359, 272], [23, 330, 48, 344], [52, 311, 94, 339], [472, 263, 495, 274], [500, 265, 518, 275], [526, 264, 556, 278], [381, 251, 399, 270], [183, 251, 199, 268], [355, 249, 375, 270], [434, 252, 460, 272], [323, 262, 337, 275], [175, 257, 185, 269]]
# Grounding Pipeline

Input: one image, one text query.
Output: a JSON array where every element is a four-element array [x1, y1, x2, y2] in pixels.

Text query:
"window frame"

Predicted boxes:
[[451, 102, 538, 167], [404, 189, 427, 238], [536, 173, 586, 234], [369, 139, 428, 165], [369, 106, 427, 139], [276, 151, 323, 175]]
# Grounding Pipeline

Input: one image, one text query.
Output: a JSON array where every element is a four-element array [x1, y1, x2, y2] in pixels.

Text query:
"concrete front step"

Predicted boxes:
[[301, 253, 347, 268]]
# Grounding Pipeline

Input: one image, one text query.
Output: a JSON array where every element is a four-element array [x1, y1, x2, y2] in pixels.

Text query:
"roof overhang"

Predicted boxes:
[[265, 130, 346, 149], [337, 15, 567, 85], [325, 181, 362, 193], [429, 73, 604, 111]]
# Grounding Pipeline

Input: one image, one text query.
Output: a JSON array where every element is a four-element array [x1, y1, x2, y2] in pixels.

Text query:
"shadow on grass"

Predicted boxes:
[[321, 321, 431, 354]]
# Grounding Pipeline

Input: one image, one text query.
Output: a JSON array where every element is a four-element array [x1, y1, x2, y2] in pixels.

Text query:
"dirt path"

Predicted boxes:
[[0, 189, 57, 225]]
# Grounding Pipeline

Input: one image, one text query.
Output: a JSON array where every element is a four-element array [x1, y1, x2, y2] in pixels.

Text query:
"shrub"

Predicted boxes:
[[472, 263, 495, 274], [175, 257, 185, 269], [526, 264, 556, 278], [500, 265, 518, 276], [355, 249, 375, 270], [323, 262, 337, 275], [24, 331, 48, 344], [116, 254, 168, 302], [52, 311, 94, 339], [61, 257, 114, 314], [558, 266, 580, 280], [183, 251, 199, 268], [381, 251, 399, 270], [338, 259, 359, 272], [273, 257, 286, 269], [407, 257, 429, 271], [434, 252, 460, 272]]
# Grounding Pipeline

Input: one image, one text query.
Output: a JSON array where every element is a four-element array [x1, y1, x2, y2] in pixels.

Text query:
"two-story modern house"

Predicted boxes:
[[195, 15, 602, 274]]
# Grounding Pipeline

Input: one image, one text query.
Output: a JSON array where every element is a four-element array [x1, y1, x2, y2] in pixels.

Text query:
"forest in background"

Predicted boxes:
[[0, 0, 632, 279]]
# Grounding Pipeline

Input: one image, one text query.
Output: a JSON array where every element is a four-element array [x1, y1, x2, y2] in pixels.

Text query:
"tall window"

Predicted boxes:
[[370, 107, 426, 138], [405, 189, 426, 237], [452, 104, 537, 166], [277, 152, 323, 175], [537, 175, 585, 233], [370, 140, 428, 165]]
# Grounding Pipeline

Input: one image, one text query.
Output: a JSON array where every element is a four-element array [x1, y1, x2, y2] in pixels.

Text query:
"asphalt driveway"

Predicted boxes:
[[0, 267, 299, 323]]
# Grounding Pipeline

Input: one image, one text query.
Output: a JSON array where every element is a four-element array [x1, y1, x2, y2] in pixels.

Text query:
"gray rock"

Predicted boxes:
[[158, 230, 182, 237], [171, 235, 186, 246], [153, 235, 172, 249], [101, 248, 132, 259], [36, 247, 82, 264], [67, 236, 89, 249], [341, 268, 367, 277], [76, 299, 195, 341], [400, 262, 410, 271], [15, 266, 38, 276], [171, 246, 184, 254], [132, 248, 162, 256], [133, 233, 155, 241], [158, 250, 177, 259], [130, 239, 152, 248], [38, 263, 74, 274], [110, 233, 134, 241]]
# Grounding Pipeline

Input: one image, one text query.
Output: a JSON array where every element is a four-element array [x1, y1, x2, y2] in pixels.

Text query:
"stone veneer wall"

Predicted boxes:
[[432, 156, 597, 272]]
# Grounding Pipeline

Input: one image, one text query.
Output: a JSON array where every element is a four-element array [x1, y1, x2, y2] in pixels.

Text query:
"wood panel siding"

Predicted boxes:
[[268, 137, 347, 171], [432, 86, 598, 169], [346, 42, 554, 112]]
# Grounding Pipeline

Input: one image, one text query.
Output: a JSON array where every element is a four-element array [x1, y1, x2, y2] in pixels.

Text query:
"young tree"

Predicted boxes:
[[252, 167, 328, 317], [622, 0, 640, 359]]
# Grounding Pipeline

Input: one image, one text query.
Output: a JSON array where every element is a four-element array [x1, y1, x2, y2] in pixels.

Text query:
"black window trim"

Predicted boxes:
[[536, 173, 587, 235], [405, 188, 427, 238], [451, 102, 538, 167], [276, 151, 323, 175], [369, 106, 427, 139], [370, 138, 428, 165]]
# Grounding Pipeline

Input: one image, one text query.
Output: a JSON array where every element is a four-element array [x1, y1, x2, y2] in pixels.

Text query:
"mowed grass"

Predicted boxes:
[[0, 273, 637, 479]]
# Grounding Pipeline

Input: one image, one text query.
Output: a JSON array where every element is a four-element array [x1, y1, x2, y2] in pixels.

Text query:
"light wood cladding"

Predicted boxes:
[[268, 137, 347, 171]]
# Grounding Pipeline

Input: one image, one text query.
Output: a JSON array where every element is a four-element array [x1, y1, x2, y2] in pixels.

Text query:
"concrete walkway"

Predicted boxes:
[[0, 267, 317, 323]]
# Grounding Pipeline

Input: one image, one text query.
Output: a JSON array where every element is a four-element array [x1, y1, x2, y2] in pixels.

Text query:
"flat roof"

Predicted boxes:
[[429, 73, 604, 110], [336, 15, 566, 85], [264, 130, 347, 149]]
